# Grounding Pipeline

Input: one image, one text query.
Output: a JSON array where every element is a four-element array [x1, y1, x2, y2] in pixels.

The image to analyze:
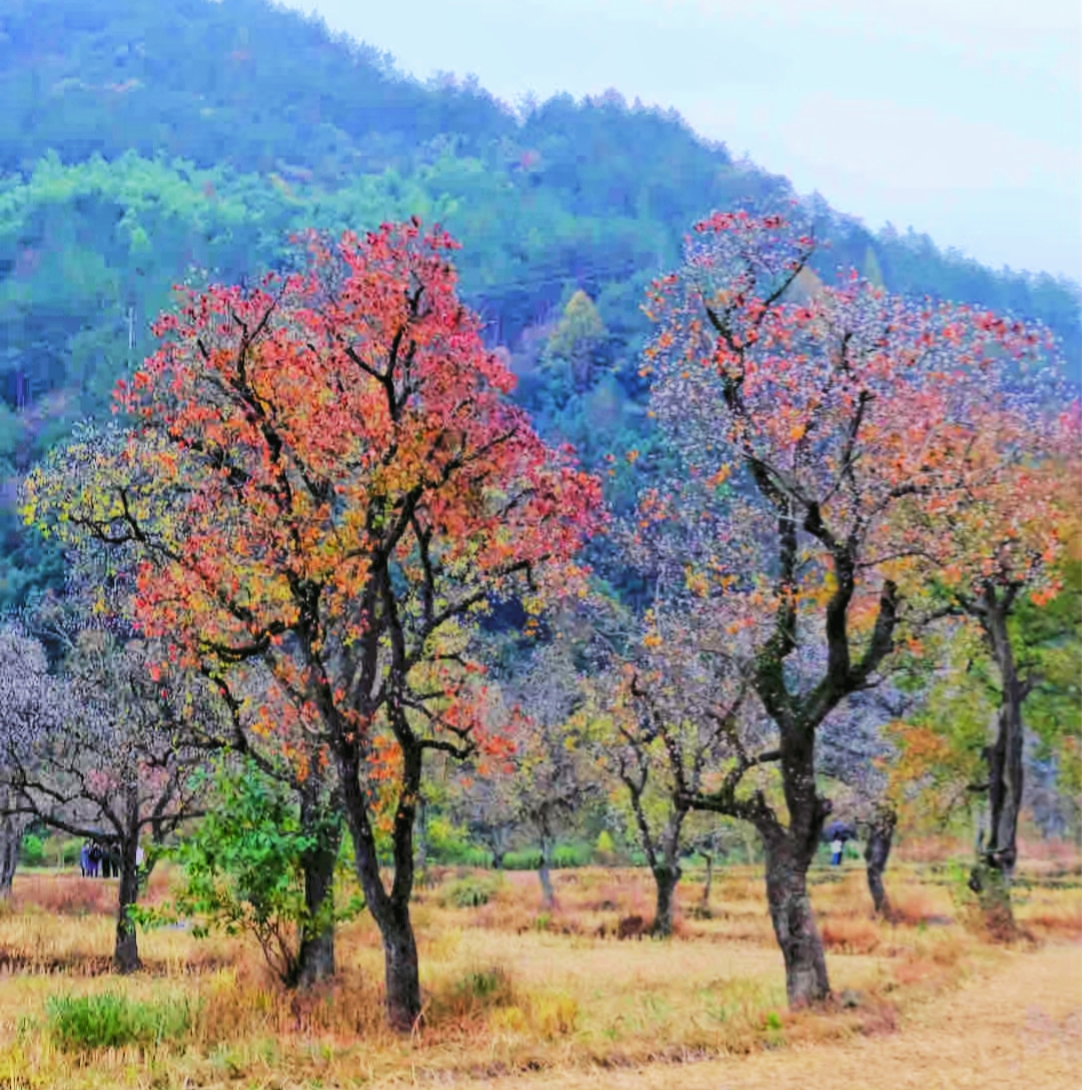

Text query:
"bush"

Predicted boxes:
[[59, 839, 83, 867], [431, 965, 516, 1022], [504, 849, 542, 871], [46, 994, 192, 1051], [553, 843, 591, 868], [461, 847, 494, 868], [594, 830, 616, 864], [19, 835, 45, 868], [441, 876, 500, 908], [137, 758, 362, 987], [502, 843, 591, 870], [456, 966, 514, 1006]]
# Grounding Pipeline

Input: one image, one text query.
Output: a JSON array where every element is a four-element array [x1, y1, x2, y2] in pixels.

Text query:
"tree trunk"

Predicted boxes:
[[971, 589, 1023, 936], [114, 843, 141, 973], [415, 797, 430, 889], [764, 838, 830, 1006], [538, 825, 556, 910], [0, 810, 24, 898], [381, 906, 422, 1032], [338, 738, 423, 1031], [700, 852, 714, 912], [112, 781, 142, 973], [296, 793, 341, 988], [651, 862, 680, 937], [863, 807, 896, 918]]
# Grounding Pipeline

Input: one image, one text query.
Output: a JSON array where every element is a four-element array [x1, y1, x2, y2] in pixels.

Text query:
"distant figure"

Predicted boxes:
[[87, 842, 101, 878], [135, 844, 145, 869], [830, 837, 844, 867], [79, 842, 90, 877]]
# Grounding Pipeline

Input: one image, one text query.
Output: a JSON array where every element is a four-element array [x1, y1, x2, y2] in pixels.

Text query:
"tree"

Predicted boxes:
[[541, 290, 608, 396], [25, 221, 602, 1028], [597, 617, 748, 937], [637, 210, 1052, 1006], [449, 753, 518, 871], [890, 405, 1077, 929], [817, 685, 913, 919], [190, 659, 346, 986], [0, 633, 56, 898], [146, 756, 361, 988], [0, 623, 207, 971], [503, 642, 600, 909], [0, 789, 31, 897]]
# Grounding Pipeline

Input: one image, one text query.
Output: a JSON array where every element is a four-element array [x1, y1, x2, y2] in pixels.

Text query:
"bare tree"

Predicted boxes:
[[0, 624, 208, 972], [0, 633, 56, 897], [503, 641, 600, 910], [601, 630, 748, 937]]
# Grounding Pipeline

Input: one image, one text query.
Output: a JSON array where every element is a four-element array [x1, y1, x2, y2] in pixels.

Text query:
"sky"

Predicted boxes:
[[281, 0, 1081, 282]]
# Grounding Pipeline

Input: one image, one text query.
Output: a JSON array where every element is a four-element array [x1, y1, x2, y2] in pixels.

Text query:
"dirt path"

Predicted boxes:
[[428, 943, 1081, 1090]]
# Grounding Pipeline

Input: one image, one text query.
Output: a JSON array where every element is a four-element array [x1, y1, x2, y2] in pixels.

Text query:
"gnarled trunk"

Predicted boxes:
[[114, 843, 141, 973], [864, 807, 896, 918], [651, 862, 680, 937], [764, 837, 829, 1006], [113, 783, 142, 973], [764, 730, 831, 1007], [339, 739, 422, 1031], [296, 793, 341, 988], [381, 907, 421, 1031], [971, 588, 1023, 936]]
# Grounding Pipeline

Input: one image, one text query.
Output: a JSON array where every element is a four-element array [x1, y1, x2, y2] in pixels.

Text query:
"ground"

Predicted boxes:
[[0, 850, 1077, 1088], [457, 942, 1082, 1090]]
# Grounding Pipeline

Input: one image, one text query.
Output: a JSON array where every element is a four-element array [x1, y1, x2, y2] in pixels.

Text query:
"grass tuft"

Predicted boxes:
[[46, 993, 192, 1051]]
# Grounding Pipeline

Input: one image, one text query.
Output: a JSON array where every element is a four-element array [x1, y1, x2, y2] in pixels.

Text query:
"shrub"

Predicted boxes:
[[553, 843, 591, 868], [431, 965, 516, 1022], [461, 847, 494, 868], [504, 849, 542, 871], [136, 758, 362, 987], [456, 967, 514, 1006], [441, 876, 500, 908], [19, 835, 45, 868], [530, 991, 579, 1038], [58, 838, 83, 868], [46, 993, 192, 1051], [594, 830, 616, 865], [502, 843, 591, 870]]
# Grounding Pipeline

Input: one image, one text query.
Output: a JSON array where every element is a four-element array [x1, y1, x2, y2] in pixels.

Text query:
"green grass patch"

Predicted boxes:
[[46, 993, 193, 1051]]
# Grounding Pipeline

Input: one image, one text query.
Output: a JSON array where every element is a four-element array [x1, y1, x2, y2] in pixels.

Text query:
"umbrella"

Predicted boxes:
[[822, 821, 858, 843]]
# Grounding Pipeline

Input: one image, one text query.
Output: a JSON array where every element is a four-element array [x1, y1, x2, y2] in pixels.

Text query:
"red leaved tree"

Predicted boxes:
[[638, 209, 1054, 1005], [888, 402, 1078, 930], [26, 221, 602, 1028]]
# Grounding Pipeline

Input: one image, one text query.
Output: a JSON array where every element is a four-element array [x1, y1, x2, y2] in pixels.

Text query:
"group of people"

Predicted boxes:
[[78, 840, 144, 878], [79, 841, 115, 878]]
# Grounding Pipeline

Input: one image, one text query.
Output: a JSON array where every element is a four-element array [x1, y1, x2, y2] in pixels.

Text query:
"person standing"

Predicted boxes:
[[830, 837, 844, 867], [79, 841, 90, 878]]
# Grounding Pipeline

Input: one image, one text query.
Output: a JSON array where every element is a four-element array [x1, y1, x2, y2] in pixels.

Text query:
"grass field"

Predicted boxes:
[[0, 849, 1078, 1088]]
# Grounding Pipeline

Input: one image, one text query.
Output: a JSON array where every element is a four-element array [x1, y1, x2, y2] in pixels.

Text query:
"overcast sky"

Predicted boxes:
[[281, 0, 1080, 282]]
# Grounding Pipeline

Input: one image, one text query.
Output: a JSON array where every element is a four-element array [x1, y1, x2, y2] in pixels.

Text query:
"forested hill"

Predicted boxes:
[[0, 0, 1079, 603]]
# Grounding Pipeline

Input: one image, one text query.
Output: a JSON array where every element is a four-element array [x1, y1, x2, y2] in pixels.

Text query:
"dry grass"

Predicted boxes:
[[0, 851, 1075, 1088]]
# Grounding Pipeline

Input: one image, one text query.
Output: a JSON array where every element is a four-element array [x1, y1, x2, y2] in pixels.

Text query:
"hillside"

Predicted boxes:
[[0, 0, 1078, 604]]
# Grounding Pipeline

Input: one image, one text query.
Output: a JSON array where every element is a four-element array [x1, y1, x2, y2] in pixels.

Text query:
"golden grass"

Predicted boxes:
[[0, 854, 1075, 1088], [444, 942, 1082, 1090]]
